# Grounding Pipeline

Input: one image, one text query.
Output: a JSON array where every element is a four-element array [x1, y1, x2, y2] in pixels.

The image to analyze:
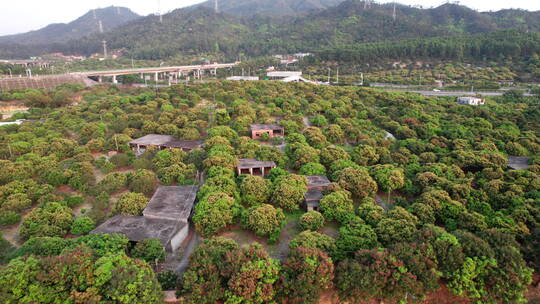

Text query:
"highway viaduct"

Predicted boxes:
[[71, 62, 239, 85]]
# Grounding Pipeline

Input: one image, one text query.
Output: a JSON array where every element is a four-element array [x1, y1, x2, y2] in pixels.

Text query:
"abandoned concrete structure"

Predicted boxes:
[[236, 158, 276, 176], [304, 175, 331, 211], [457, 96, 485, 106], [91, 215, 189, 252], [91, 185, 198, 252], [508, 156, 531, 170], [250, 124, 284, 140], [128, 134, 203, 155], [143, 186, 198, 222], [306, 175, 331, 190]]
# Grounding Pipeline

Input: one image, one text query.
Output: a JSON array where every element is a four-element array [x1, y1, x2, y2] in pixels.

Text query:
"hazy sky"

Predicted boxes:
[[1, 0, 539, 36]]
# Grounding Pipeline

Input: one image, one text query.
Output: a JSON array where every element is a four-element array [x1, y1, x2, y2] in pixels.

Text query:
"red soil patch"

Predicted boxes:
[[56, 185, 78, 195]]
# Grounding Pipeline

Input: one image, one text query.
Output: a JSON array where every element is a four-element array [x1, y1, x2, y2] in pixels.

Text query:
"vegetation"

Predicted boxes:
[[1, 79, 539, 303]]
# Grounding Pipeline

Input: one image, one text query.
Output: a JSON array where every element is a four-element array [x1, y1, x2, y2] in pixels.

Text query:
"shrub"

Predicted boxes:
[[64, 196, 85, 208], [131, 238, 165, 263], [157, 270, 178, 290], [299, 162, 327, 176], [114, 192, 148, 215], [319, 191, 355, 223], [299, 211, 325, 231], [128, 169, 157, 195], [110, 153, 130, 167], [20, 202, 74, 239], [96, 172, 128, 194], [241, 204, 285, 243], [70, 217, 96, 235], [0, 211, 21, 226]]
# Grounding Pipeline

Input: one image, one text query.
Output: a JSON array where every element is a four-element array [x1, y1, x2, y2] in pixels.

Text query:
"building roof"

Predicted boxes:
[[306, 175, 331, 188], [129, 134, 203, 150], [226, 76, 259, 81], [90, 215, 186, 247], [237, 158, 276, 169], [143, 185, 198, 222], [267, 71, 302, 78], [508, 156, 531, 170], [305, 189, 324, 202], [250, 124, 283, 131]]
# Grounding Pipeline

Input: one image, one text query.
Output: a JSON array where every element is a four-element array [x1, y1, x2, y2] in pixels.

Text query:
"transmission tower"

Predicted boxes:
[[215, 0, 219, 13], [157, 0, 163, 23], [98, 20, 104, 33], [392, 3, 396, 21], [102, 40, 108, 58], [92, 9, 97, 20]]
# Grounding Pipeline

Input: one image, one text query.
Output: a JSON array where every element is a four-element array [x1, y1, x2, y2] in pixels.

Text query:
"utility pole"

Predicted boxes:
[[327, 68, 331, 84], [102, 40, 108, 58], [336, 67, 339, 84], [158, 0, 163, 23]]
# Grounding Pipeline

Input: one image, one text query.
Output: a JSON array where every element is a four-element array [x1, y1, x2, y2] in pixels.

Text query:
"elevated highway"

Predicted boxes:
[[71, 62, 239, 83], [0, 62, 239, 90]]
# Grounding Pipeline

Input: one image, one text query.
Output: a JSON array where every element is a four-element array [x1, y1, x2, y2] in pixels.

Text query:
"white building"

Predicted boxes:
[[457, 97, 485, 106], [226, 76, 259, 81]]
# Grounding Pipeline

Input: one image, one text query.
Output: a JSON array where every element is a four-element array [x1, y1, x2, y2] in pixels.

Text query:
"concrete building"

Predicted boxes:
[[91, 215, 189, 252], [250, 124, 284, 140], [236, 158, 276, 176], [0, 119, 24, 127], [304, 175, 331, 211], [457, 96, 485, 106], [507, 156, 531, 170], [91, 185, 198, 252], [226, 76, 259, 81], [129, 134, 203, 155], [143, 186, 198, 222]]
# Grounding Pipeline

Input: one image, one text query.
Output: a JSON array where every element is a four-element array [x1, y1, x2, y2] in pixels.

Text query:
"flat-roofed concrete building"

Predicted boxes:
[[508, 156, 531, 170], [90, 185, 198, 252], [226, 76, 259, 81], [129, 134, 203, 155], [306, 175, 331, 190], [91, 215, 188, 252], [457, 96, 485, 106], [143, 186, 198, 222], [250, 124, 284, 140], [237, 158, 276, 176], [304, 175, 331, 211]]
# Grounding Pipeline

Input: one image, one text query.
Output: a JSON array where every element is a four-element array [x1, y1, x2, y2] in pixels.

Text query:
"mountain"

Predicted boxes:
[[198, 0, 347, 16], [0, 6, 140, 45], [1, 0, 540, 61], [237, 1, 540, 56]]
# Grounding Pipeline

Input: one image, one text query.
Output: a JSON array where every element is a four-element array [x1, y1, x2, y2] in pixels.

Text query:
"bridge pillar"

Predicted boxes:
[[154, 72, 159, 82], [140, 73, 144, 79], [98, 76, 103, 83], [112, 75, 118, 84]]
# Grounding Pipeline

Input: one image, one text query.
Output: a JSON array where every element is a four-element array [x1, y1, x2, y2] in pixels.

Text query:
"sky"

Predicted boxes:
[[0, 0, 539, 36]]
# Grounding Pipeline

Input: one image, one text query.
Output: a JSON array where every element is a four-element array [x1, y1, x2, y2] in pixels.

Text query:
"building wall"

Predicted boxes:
[[170, 225, 189, 252]]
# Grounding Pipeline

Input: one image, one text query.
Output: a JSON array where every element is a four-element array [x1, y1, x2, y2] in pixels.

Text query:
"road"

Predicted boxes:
[[380, 88, 533, 97]]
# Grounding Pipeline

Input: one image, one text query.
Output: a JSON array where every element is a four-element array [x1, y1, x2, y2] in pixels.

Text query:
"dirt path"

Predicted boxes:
[[2, 221, 24, 247]]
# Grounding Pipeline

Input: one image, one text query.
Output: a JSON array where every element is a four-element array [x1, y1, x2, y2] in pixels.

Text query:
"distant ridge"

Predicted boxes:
[[0, 6, 140, 45], [198, 0, 347, 16]]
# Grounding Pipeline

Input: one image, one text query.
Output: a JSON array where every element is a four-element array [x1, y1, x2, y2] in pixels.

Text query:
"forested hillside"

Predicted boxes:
[[198, 0, 347, 16], [0, 6, 140, 45], [1, 0, 539, 60]]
